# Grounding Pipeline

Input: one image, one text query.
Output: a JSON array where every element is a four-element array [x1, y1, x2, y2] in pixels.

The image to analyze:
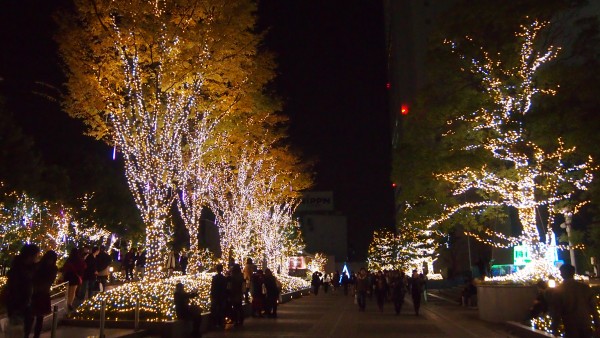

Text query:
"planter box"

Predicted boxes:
[[477, 284, 537, 322]]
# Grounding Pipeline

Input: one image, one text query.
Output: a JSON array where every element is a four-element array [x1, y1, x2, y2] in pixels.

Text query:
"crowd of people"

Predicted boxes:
[[310, 267, 428, 316], [173, 258, 283, 337]]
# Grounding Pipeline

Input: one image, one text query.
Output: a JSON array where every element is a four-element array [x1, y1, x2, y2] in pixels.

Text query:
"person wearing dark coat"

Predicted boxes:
[[251, 270, 265, 317], [95, 246, 112, 292], [390, 270, 407, 315], [174, 283, 202, 338], [79, 246, 100, 303], [31, 250, 58, 338], [210, 264, 228, 328], [311, 271, 322, 295], [263, 269, 281, 318], [228, 264, 245, 326], [4, 244, 40, 338], [410, 270, 425, 316]]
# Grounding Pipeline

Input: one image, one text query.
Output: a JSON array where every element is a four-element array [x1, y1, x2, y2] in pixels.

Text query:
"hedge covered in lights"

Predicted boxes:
[[71, 273, 309, 322]]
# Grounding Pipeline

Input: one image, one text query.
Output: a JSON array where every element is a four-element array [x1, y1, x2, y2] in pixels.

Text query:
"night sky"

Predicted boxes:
[[0, 0, 395, 259]]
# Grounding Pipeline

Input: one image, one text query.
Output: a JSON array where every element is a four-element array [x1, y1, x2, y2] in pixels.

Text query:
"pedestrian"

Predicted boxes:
[[410, 270, 424, 316], [332, 270, 340, 292], [210, 264, 228, 328], [228, 264, 245, 327], [322, 273, 331, 293], [311, 271, 322, 295], [251, 270, 265, 317], [374, 271, 388, 312], [461, 277, 477, 307], [174, 283, 202, 338], [180, 250, 189, 275], [243, 258, 256, 303], [31, 250, 58, 338], [135, 249, 146, 279], [4, 244, 40, 338], [124, 247, 136, 280], [390, 270, 407, 315], [528, 280, 549, 319], [79, 246, 100, 303], [165, 247, 178, 278], [263, 268, 281, 318], [96, 246, 112, 292], [549, 263, 600, 337], [62, 247, 86, 311], [341, 272, 349, 296], [355, 268, 368, 312]]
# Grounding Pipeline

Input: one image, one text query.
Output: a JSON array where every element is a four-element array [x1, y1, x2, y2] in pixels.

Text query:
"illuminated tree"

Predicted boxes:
[[429, 21, 594, 279], [367, 229, 397, 271], [57, 0, 272, 275]]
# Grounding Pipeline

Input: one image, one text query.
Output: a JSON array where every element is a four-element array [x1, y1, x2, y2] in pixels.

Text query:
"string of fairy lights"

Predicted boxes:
[[415, 20, 596, 283]]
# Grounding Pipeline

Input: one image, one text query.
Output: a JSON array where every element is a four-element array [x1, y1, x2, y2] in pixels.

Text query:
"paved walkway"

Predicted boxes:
[[204, 290, 519, 338]]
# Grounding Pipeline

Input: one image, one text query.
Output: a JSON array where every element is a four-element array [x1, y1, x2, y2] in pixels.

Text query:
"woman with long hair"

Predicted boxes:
[[62, 247, 86, 310], [31, 250, 58, 338]]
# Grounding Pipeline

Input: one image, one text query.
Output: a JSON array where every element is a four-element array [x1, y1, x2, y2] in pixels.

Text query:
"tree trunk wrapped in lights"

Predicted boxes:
[[57, 0, 271, 276], [430, 21, 594, 280]]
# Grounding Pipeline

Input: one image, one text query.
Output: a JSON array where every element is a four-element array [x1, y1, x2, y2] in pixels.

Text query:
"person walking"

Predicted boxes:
[[180, 250, 189, 275], [228, 264, 245, 327], [174, 283, 202, 338], [341, 272, 349, 296], [210, 264, 228, 329], [4, 244, 40, 338], [322, 273, 331, 293], [165, 247, 178, 278], [410, 270, 424, 316], [390, 270, 407, 315], [30, 250, 58, 338], [263, 269, 281, 318], [549, 263, 600, 337], [355, 268, 368, 312], [62, 247, 86, 311], [332, 270, 340, 292], [96, 246, 112, 292], [374, 271, 388, 312]]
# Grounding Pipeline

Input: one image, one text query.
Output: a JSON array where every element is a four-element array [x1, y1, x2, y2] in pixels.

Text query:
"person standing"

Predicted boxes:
[[165, 248, 178, 278], [124, 247, 136, 280], [180, 250, 189, 275], [311, 271, 322, 295], [96, 246, 112, 292], [251, 270, 265, 317], [355, 268, 368, 312], [228, 264, 245, 327], [62, 247, 86, 311], [30, 250, 58, 338], [174, 283, 202, 337], [79, 246, 100, 303], [4, 244, 40, 338], [210, 264, 228, 329], [136, 249, 146, 279], [263, 269, 281, 318], [550, 263, 600, 338], [242, 258, 256, 303]]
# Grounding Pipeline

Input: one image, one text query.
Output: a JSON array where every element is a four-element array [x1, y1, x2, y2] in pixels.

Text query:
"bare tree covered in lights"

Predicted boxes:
[[57, 0, 273, 275], [430, 21, 595, 279]]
